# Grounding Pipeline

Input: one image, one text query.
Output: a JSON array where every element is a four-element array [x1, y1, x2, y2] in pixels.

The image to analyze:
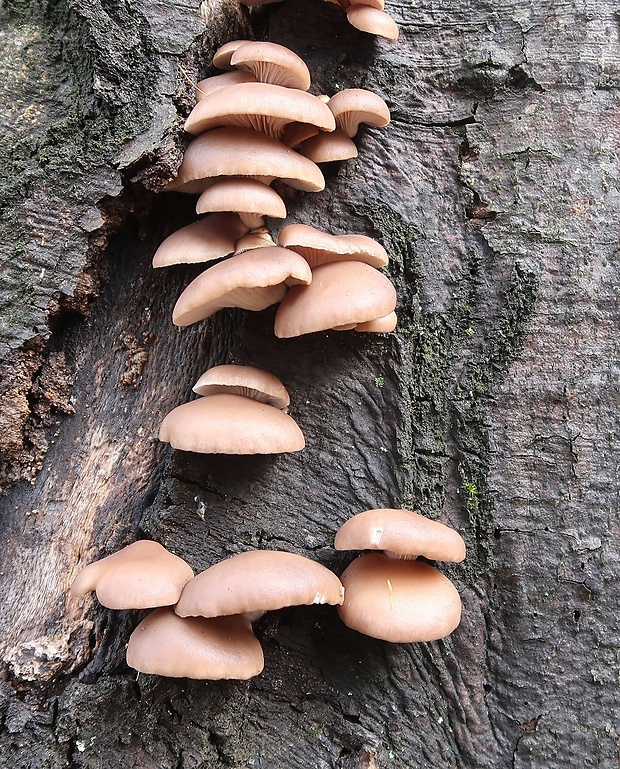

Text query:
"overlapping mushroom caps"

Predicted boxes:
[[159, 365, 304, 454], [335, 509, 465, 642]]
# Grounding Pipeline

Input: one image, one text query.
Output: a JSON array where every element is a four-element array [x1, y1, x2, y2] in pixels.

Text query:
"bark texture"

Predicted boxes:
[[0, 0, 619, 767]]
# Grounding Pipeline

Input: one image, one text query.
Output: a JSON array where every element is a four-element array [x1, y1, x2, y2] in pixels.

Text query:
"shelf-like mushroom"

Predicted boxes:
[[196, 178, 287, 229], [227, 41, 312, 91], [195, 70, 257, 102], [346, 5, 400, 39], [193, 364, 290, 410], [297, 128, 358, 163], [328, 88, 390, 137], [152, 213, 250, 268], [279, 223, 388, 269]]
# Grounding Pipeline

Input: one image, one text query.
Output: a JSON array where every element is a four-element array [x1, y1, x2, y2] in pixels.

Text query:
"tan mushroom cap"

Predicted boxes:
[[70, 540, 194, 610], [196, 178, 286, 229], [126, 608, 264, 680], [234, 227, 276, 254], [167, 127, 325, 194], [279, 223, 388, 269], [297, 128, 359, 162], [338, 553, 462, 642], [159, 393, 305, 454], [212, 40, 252, 70], [274, 261, 396, 338], [193, 364, 290, 409], [346, 6, 400, 40], [195, 70, 257, 102], [328, 89, 391, 137], [230, 41, 311, 91], [152, 213, 250, 268], [335, 509, 466, 562], [173, 246, 312, 327], [176, 550, 345, 619], [355, 311, 397, 333], [281, 122, 321, 148], [184, 83, 336, 139]]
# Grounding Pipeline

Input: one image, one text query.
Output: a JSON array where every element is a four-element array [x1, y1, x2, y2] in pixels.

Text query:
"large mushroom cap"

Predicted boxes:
[[176, 550, 344, 618], [338, 553, 462, 642], [335, 509, 466, 562], [274, 261, 396, 338], [184, 82, 336, 139], [70, 540, 194, 610], [328, 88, 390, 137], [193, 364, 290, 410], [152, 213, 250, 268], [126, 608, 264, 680], [167, 127, 325, 194], [229, 41, 311, 91], [279, 223, 388, 269], [346, 6, 400, 40], [159, 393, 305, 454], [173, 246, 312, 327]]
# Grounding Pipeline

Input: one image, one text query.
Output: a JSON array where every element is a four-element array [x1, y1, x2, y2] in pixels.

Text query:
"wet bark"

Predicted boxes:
[[0, 0, 618, 767]]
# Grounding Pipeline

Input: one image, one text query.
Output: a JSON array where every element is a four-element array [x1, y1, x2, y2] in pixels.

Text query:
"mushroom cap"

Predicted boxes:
[[279, 223, 388, 269], [70, 540, 194, 610], [167, 127, 325, 194], [328, 89, 390, 137], [337, 553, 462, 642], [274, 261, 396, 338], [176, 550, 345, 618], [195, 71, 257, 102], [280, 122, 320, 148], [196, 178, 287, 227], [126, 608, 264, 680], [184, 83, 336, 139], [355, 311, 397, 333], [229, 41, 311, 91], [193, 364, 290, 409], [173, 246, 312, 327], [152, 213, 250, 268], [297, 128, 359, 162], [159, 393, 305, 454], [346, 6, 400, 40], [335, 509, 466, 562], [212, 40, 252, 70]]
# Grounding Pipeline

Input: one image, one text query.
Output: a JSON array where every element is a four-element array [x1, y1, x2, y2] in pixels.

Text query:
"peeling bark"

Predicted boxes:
[[0, 0, 619, 767]]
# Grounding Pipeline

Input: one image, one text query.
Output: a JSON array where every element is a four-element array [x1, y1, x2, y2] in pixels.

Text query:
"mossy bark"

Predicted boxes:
[[0, 1, 618, 767]]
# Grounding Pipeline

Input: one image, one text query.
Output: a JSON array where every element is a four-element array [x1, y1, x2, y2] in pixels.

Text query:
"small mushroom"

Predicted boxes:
[[274, 261, 396, 338], [195, 70, 257, 102], [212, 40, 252, 70], [176, 550, 344, 619], [172, 246, 312, 327], [297, 129, 358, 163], [278, 223, 388, 269], [126, 607, 264, 680], [193, 364, 290, 410], [346, 5, 399, 40], [152, 213, 250, 268], [184, 82, 336, 140], [196, 178, 287, 229], [355, 311, 397, 333], [159, 393, 305, 454], [70, 540, 194, 610], [229, 41, 312, 91], [328, 88, 390, 137], [166, 126, 325, 194]]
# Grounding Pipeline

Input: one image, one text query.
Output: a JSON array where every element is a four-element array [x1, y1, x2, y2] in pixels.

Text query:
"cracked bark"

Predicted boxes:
[[0, 0, 619, 768]]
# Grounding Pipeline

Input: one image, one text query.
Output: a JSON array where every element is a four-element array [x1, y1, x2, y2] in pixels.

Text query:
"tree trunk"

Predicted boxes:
[[1, 0, 618, 767]]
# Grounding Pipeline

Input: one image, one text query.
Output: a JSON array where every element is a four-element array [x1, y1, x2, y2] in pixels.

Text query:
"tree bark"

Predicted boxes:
[[1, 0, 618, 767]]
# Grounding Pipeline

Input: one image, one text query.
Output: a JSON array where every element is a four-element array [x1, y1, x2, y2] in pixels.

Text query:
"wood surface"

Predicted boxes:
[[0, 0, 618, 767]]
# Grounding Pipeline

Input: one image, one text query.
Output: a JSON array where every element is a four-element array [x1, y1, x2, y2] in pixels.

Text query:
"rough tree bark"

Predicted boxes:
[[0, 0, 618, 767]]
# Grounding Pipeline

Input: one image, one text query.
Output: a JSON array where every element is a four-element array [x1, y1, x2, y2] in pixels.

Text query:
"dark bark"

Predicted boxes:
[[1, 0, 619, 767]]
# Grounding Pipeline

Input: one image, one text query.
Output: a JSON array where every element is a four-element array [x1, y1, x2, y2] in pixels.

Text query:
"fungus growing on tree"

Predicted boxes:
[[152, 213, 250, 268], [195, 178, 287, 229], [279, 223, 388, 269], [193, 364, 290, 410]]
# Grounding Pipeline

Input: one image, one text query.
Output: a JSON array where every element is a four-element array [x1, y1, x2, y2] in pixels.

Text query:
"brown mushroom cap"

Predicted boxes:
[[230, 41, 311, 91], [196, 178, 286, 229], [195, 70, 257, 102], [126, 608, 264, 680], [346, 5, 400, 40], [335, 509, 466, 562], [355, 312, 397, 333], [176, 550, 344, 618], [212, 40, 252, 70], [70, 540, 194, 610], [328, 88, 390, 137], [173, 246, 312, 327], [152, 213, 250, 268], [184, 83, 336, 139], [167, 127, 325, 194], [279, 223, 388, 269], [297, 128, 359, 162], [159, 393, 305, 454], [193, 364, 290, 409], [274, 261, 396, 338], [337, 553, 462, 642]]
